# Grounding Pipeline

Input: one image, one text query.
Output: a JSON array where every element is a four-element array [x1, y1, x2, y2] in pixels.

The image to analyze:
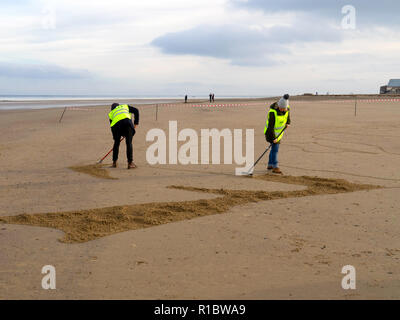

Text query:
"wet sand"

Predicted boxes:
[[0, 98, 182, 111]]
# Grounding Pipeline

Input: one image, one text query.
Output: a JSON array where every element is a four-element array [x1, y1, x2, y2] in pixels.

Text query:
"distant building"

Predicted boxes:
[[380, 79, 400, 94]]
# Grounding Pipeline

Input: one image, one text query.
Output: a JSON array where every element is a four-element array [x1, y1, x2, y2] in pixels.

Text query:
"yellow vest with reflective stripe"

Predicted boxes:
[[108, 105, 132, 127], [264, 106, 290, 142]]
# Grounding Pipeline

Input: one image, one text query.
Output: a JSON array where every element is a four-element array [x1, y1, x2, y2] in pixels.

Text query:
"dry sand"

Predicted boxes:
[[0, 96, 399, 299]]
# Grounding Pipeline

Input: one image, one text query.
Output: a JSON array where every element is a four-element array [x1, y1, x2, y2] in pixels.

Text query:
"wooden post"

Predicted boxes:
[[156, 104, 158, 121], [354, 96, 357, 117], [59, 107, 67, 123]]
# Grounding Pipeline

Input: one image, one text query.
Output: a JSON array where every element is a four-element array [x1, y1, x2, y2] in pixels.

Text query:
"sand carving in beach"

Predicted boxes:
[[0, 175, 380, 244], [69, 164, 117, 180]]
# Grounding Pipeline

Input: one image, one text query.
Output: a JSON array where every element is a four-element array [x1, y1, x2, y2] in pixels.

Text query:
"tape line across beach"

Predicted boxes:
[[158, 98, 400, 108], [292, 98, 400, 104], [66, 107, 99, 111], [157, 102, 270, 108], [64, 98, 400, 111]]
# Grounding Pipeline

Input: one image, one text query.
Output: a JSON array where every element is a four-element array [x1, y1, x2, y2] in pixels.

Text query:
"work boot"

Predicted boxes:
[[272, 167, 283, 175], [267, 165, 273, 170], [111, 161, 117, 168], [127, 162, 137, 170]]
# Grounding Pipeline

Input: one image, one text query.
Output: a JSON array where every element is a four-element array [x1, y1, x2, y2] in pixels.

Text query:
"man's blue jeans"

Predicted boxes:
[[268, 143, 280, 168]]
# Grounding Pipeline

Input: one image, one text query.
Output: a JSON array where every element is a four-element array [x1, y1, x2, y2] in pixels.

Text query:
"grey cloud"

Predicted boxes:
[[14, 4, 137, 45], [231, 0, 400, 26], [151, 22, 341, 66], [0, 62, 91, 79], [1, 0, 31, 7]]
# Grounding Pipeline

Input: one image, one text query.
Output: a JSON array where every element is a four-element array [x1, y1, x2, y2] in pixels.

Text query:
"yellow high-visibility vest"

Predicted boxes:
[[264, 106, 290, 142], [108, 105, 132, 127]]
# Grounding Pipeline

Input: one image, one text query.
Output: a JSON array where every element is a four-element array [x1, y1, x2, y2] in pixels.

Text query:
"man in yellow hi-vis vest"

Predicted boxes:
[[264, 94, 291, 174], [109, 103, 139, 169]]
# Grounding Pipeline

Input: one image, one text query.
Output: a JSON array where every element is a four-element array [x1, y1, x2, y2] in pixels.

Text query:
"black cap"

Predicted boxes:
[[283, 94, 290, 100], [111, 103, 119, 110]]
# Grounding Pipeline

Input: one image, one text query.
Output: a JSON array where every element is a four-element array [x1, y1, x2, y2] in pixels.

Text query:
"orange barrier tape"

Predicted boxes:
[[66, 107, 99, 111], [293, 99, 400, 104], [65, 98, 400, 110]]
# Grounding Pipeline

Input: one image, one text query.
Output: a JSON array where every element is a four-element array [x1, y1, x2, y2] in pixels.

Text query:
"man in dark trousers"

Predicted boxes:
[[108, 103, 139, 169], [264, 94, 291, 174]]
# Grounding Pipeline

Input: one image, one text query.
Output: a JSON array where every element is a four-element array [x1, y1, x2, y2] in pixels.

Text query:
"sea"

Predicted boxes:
[[0, 95, 266, 110]]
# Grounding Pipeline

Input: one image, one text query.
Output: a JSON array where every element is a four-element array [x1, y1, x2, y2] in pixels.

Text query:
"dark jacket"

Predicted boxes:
[[265, 102, 291, 144], [109, 105, 139, 129]]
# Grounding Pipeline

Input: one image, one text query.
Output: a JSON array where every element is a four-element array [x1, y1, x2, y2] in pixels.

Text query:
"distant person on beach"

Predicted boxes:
[[264, 94, 291, 175], [209, 93, 212, 102], [212, 93, 215, 102], [109, 103, 139, 169], [185, 95, 188, 103]]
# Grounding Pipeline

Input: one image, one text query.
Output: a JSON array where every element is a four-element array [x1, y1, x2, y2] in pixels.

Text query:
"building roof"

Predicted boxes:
[[388, 79, 400, 87]]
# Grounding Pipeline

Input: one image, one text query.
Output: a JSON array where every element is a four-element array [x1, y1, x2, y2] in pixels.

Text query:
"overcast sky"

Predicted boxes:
[[1, 0, 399, 96]]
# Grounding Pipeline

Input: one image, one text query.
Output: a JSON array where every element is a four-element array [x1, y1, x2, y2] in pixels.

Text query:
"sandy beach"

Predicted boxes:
[[0, 96, 399, 299]]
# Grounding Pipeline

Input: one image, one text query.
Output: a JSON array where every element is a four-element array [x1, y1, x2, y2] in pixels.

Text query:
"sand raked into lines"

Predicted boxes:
[[69, 164, 117, 180], [0, 175, 380, 243]]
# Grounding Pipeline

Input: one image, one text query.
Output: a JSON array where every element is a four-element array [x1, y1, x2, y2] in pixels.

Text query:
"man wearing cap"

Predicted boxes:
[[264, 94, 291, 174], [109, 103, 140, 169]]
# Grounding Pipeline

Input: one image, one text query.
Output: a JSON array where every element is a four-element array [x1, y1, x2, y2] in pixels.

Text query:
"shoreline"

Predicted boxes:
[[0, 94, 399, 111], [0, 98, 182, 111]]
